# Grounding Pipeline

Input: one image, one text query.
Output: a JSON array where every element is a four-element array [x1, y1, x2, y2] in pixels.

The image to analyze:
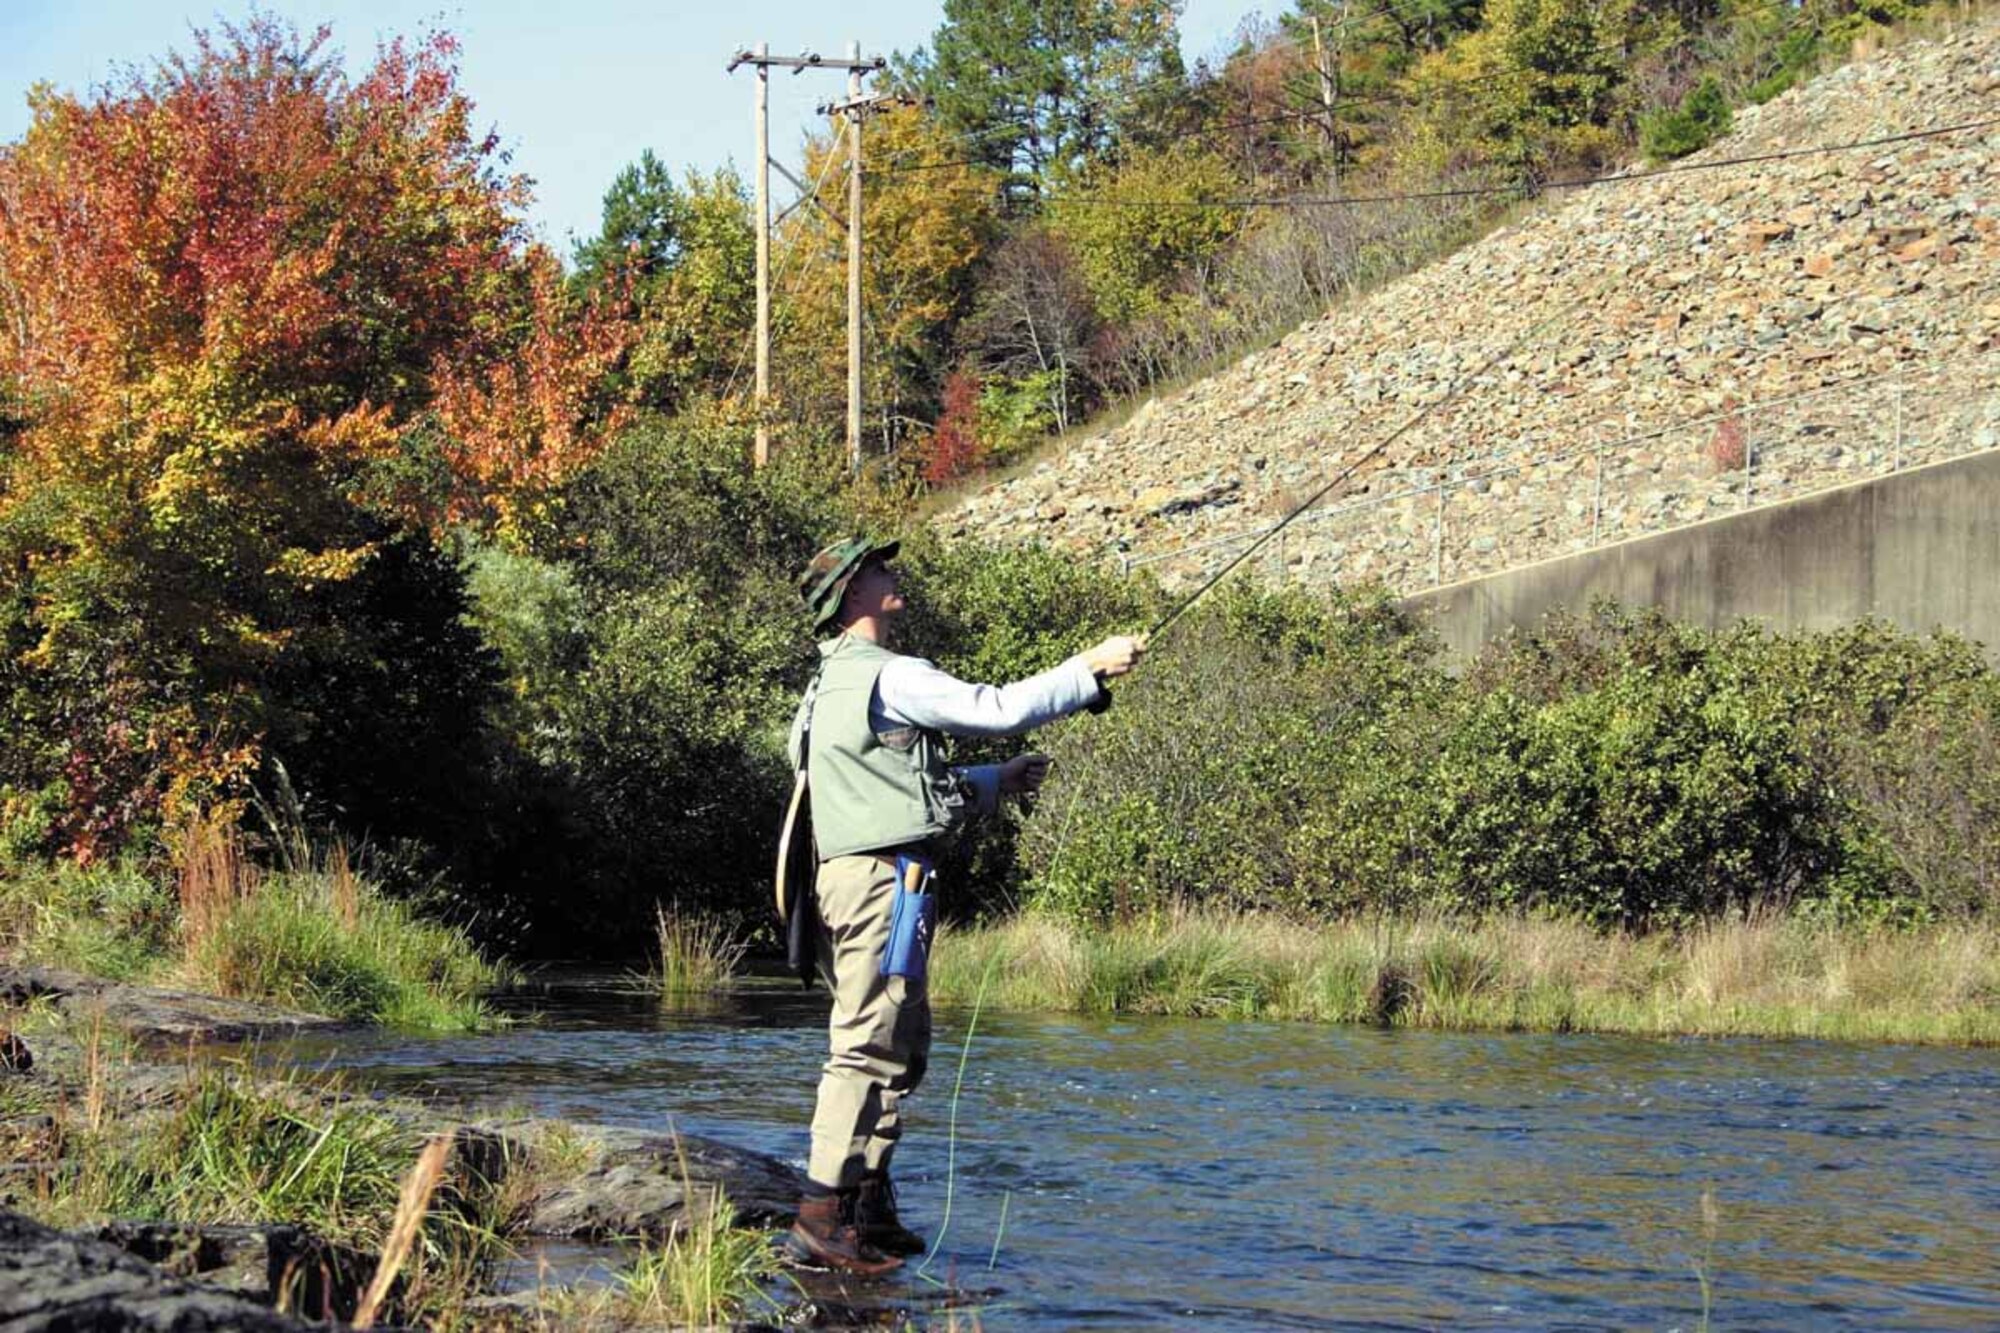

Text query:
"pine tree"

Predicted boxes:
[[901, 0, 1186, 203]]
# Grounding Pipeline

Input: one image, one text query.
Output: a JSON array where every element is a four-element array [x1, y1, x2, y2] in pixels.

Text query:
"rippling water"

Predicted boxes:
[[274, 971, 1999, 1330]]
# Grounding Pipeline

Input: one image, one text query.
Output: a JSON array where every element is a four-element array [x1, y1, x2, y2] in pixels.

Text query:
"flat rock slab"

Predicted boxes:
[[526, 1126, 806, 1239], [0, 1207, 318, 1332], [0, 965, 345, 1043]]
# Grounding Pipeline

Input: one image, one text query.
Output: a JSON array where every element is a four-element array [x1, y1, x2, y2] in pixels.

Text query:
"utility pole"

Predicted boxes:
[[753, 44, 770, 468], [846, 45, 864, 473], [821, 69, 913, 476], [727, 43, 885, 468]]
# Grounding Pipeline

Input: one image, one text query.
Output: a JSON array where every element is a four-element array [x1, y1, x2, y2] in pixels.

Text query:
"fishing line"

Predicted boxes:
[[987, 1189, 1012, 1269], [1039, 253, 1633, 874], [919, 211, 1715, 1282], [912, 948, 1000, 1286]]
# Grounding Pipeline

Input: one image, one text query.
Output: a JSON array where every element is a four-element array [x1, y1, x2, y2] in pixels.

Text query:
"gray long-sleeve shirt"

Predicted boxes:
[[786, 639, 1100, 817], [874, 651, 1099, 815]]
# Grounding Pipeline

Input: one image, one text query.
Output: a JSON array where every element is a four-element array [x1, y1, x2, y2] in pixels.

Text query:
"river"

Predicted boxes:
[[275, 971, 1998, 1330]]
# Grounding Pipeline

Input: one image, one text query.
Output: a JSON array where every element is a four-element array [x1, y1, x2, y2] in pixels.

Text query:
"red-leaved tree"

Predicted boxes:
[[0, 17, 631, 856], [922, 369, 988, 485]]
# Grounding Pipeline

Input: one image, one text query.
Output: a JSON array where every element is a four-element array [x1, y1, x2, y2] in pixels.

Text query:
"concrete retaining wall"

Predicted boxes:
[[1407, 447, 2000, 660]]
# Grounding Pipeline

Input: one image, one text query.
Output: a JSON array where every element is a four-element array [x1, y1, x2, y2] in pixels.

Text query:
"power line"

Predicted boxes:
[[872, 106, 1404, 176], [1045, 115, 2000, 209], [720, 143, 847, 407]]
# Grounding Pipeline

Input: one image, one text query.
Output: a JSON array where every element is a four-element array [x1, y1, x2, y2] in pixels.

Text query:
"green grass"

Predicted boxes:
[[609, 1184, 776, 1327], [929, 909, 2000, 1044], [0, 859, 177, 980], [543, 1153, 777, 1329], [0, 849, 506, 1031], [7, 1052, 515, 1325], [179, 869, 505, 1030], [649, 906, 746, 998]]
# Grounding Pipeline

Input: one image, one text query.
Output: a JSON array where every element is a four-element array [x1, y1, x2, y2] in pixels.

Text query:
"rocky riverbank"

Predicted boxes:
[[942, 17, 2000, 593], [0, 969, 813, 1330]]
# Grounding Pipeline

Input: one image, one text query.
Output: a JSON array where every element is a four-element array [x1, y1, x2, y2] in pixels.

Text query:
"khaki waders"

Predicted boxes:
[[807, 851, 932, 1189]]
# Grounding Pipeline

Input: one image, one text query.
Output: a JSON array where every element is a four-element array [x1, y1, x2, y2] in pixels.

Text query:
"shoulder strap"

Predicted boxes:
[[796, 662, 827, 773]]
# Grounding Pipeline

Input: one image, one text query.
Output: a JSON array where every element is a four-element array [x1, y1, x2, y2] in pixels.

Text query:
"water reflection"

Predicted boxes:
[[268, 972, 2000, 1330]]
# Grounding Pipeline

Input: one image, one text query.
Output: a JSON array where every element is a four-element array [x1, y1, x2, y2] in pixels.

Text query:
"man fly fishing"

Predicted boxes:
[[777, 536, 1146, 1275]]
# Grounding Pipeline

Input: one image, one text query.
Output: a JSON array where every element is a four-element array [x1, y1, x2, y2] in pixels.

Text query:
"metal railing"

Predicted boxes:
[[1112, 358, 1998, 594]]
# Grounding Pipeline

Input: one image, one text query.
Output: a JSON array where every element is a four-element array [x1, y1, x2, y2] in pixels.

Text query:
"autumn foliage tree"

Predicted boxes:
[[921, 369, 988, 484], [781, 107, 1000, 454], [0, 17, 628, 859]]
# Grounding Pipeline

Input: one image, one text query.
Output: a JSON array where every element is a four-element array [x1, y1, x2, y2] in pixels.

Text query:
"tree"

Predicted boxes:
[[574, 158, 755, 417], [1048, 142, 1245, 326], [963, 225, 1099, 431], [1403, 0, 1673, 176], [1269, 0, 1482, 176], [780, 108, 1001, 453], [902, 0, 1189, 202], [572, 149, 686, 291], [0, 17, 624, 855]]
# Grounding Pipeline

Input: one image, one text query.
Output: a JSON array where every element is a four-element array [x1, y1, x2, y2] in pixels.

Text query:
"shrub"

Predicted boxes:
[[893, 534, 1165, 916], [1640, 75, 1734, 160], [1019, 595, 1998, 930], [1845, 676, 2000, 917], [464, 418, 847, 947], [1746, 26, 1825, 103], [922, 369, 988, 485], [1021, 582, 1445, 922], [1708, 398, 1747, 473]]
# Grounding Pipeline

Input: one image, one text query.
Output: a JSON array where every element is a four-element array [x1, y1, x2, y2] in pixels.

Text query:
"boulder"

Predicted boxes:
[[525, 1127, 805, 1239]]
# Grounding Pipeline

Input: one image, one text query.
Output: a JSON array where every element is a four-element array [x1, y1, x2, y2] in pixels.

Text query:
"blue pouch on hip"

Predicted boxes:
[[883, 854, 937, 982]]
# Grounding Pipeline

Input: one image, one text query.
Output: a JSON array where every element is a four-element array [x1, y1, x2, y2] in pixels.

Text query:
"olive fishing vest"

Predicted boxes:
[[804, 635, 966, 860]]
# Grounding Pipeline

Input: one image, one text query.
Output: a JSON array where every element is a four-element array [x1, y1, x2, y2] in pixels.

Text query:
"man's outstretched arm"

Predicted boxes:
[[874, 636, 1147, 739]]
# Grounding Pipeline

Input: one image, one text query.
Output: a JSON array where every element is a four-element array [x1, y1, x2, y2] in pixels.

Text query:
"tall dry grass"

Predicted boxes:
[[930, 909, 2000, 1044], [176, 818, 258, 954], [168, 821, 503, 1030]]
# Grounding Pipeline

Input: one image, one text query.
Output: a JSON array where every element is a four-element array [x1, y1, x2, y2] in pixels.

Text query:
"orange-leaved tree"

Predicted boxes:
[[0, 17, 629, 859]]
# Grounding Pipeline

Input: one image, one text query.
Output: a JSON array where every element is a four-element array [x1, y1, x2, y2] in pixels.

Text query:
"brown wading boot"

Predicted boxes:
[[854, 1171, 928, 1257], [787, 1190, 902, 1276]]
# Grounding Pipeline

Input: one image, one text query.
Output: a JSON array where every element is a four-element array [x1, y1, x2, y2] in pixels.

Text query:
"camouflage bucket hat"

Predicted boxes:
[[799, 536, 900, 631]]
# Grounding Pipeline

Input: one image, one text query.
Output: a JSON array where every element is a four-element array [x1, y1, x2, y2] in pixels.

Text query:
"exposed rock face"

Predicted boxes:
[[0, 1208, 318, 1332], [942, 19, 2000, 593], [0, 965, 345, 1044]]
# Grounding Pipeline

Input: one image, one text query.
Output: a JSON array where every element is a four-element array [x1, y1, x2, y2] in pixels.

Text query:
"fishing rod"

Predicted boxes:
[[1087, 257, 1632, 708]]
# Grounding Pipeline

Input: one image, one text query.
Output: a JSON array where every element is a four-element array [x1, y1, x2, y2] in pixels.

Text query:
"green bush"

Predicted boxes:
[[458, 418, 849, 947], [892, 534, 1164, 916], [1022, 582, 1446, 922], [1018, 595, 1999, 930], [1844, 676, 2000, 917], [1640, 75, 1733, 160], [1746, 26, 1825, 104]]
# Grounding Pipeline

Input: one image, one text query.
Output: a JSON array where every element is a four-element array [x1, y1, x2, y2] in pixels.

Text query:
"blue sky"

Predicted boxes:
[[3, 1, 1264, 255]]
